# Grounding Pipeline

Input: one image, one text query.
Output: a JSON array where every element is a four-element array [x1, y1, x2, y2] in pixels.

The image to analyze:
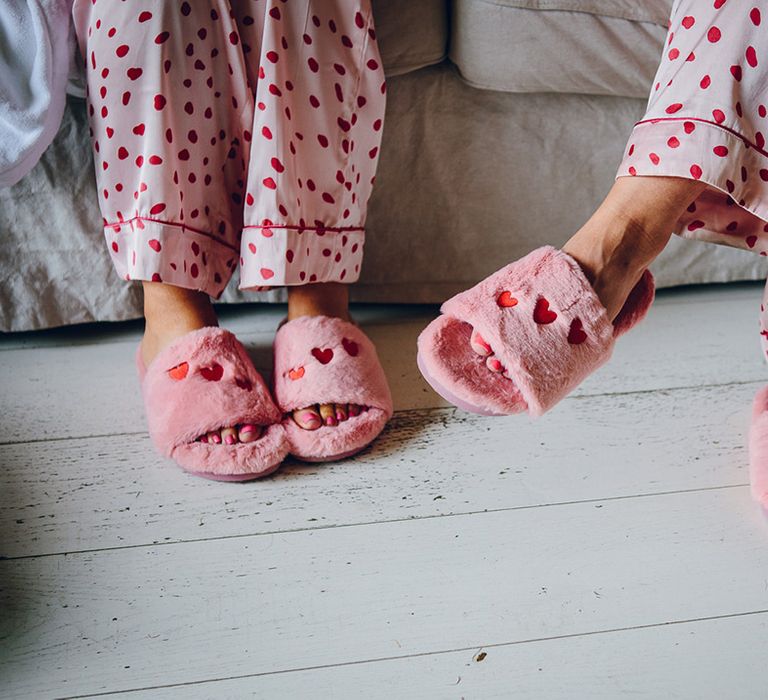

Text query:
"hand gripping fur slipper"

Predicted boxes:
[[273, 315, 393, 462], [748, 385, 768, 512], [137, 327, 289, 481], [416, 246, 655, 417]]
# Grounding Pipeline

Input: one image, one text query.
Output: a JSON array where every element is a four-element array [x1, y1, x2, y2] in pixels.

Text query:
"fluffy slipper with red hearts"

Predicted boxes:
[[416, 246, 655, 417], [273, 315, 393, 462], [138, 327, 289, 480]]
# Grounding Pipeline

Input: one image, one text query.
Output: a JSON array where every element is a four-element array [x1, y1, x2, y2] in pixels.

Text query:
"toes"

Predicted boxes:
[[319, 403, 337, 427], [470, 329, 492, 356], [348, 404, 361, 417], [221, 427, 238, 445], [335, 403, 348, 422], [238, 423, 263, 443], [293, 406, 322, 430], [207, 429, 222, 445], [485, 356, 505, 373]]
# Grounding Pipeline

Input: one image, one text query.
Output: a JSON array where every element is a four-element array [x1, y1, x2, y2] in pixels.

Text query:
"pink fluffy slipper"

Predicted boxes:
[[137, 327, 289, 481], [748, 385, 768, 511], [416, 246, 655, 417], [273, 315, 393, 462]]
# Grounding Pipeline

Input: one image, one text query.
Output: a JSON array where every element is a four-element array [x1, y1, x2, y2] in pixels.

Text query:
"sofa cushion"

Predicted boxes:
[[450, 0, 674, 98], [374, 0, 449, 76]]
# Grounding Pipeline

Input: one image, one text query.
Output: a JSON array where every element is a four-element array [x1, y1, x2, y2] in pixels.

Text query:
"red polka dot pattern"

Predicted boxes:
[[72, 0, 385, 296], [619, 0, 768, 258]]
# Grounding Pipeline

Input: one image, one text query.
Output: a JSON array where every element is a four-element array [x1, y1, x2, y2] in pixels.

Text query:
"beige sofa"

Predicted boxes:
[[2, 0, 766, 331]]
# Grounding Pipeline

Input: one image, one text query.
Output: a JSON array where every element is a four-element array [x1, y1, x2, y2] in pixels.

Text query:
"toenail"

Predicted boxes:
[[325, 416, 336, 426], [472, 331, 492, 354], [224, 434, 236, 445], [240, 424, 257, 434], [301, 412, 321, 427], [211, 434, 222, 444], [486, 357, 504, 373]]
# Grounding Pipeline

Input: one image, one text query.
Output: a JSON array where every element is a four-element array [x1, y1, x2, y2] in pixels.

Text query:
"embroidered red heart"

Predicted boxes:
[[288, 366, 305, 380], [168, 362, 189, 380], [533, 298, 557, 324], [497, 291, 518, 308], [200, 363, 223, 381], [342, 338, 359, 356], [311, 347, 334, 364], [567, 318, 587, 345]]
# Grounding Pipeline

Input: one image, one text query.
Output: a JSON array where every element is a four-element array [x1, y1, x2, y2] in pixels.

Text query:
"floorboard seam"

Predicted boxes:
[[0, 482, 750, 563], [60, 607, 768, 699]]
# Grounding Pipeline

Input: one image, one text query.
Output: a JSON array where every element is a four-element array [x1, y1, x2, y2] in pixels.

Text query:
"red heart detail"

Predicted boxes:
[[288, 366, 305, 380], [681, 15, 695, 29], [311, 347, 334, 364], [533, 298, 557, 324], [148, 239, 161, 252], [567, 318, 587, 345], [168, 362, 189, 380], [342, 338, 359, 356], [200, 363, 223, 381], [106, 127, 114, 138], [497, 291, 518, 308], [127, 67, 143, 80], [133, 123, 145, 136]]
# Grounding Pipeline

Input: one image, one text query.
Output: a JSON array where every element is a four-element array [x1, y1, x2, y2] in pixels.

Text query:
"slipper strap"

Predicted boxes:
[[273, 316, 393, 415], [440, 246, 653, 415]]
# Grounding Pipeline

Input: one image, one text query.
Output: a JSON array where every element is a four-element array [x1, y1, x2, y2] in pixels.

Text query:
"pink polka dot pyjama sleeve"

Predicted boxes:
[[71, 0, 385, 297], [619, 0, 768, 257]]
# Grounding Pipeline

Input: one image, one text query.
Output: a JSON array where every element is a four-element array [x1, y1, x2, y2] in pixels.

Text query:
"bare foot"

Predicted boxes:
[[468, 175, 707, 371], [141, 281, 264, 445], [286, 282, 367, 429]]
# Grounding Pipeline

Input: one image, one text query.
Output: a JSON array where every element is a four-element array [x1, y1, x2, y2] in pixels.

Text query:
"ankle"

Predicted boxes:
[[141, 283, 218, 363], [565, 211, 667, 284], [287, 282, 350, 321]]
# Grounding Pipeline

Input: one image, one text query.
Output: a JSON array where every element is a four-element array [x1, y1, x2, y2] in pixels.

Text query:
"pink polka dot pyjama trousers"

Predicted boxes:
[[72, 0, 385, 297], [617, 0, 768, 354]]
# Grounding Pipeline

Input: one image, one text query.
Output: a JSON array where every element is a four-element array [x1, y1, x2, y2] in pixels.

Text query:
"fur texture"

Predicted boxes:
[[749, 384, 768, 508], [273, 315, 393, 461], [138, 327, 288, 480], [417, 246, 656, 417]]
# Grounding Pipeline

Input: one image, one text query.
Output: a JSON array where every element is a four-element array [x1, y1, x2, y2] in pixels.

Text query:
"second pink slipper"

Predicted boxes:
[[417, 246, 655, 417], [138, 327, 289, 481], [273, 316, 393, 462]]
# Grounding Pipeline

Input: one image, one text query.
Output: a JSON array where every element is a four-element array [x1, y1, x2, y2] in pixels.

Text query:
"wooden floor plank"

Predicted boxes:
[[86, 612, 768, 700], [1, 488, 766, 698], [0, 381, 754, 559]]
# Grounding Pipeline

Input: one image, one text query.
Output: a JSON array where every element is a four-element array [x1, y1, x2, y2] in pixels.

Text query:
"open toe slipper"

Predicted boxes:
[[416, 245, 655, 417], [273, 315, 393, 462], [138, 327, 289, 481]]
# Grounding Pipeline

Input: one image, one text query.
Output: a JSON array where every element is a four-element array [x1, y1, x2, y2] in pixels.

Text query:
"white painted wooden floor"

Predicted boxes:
[[2, 284, 768, 699]]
